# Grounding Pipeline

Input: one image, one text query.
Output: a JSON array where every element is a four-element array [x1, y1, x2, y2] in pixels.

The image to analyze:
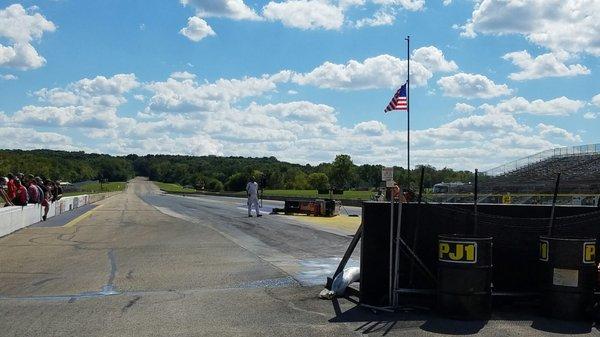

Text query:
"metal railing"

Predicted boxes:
[[484, 143, 600, 177]]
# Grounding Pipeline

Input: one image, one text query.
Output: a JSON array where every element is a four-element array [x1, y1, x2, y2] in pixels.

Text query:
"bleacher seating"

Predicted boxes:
[[481, 153, 600, 193]]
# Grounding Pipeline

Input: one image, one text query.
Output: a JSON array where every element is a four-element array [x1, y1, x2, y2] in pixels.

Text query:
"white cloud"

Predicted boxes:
[[263, 0, 344, 30], [0, 4, 55, 42], [35, 74, 140, 107], [180, 16, 216, 42], [454, 103, 475, 113], [480, 96, 585, 116], [592, 94, 600, 107], [0, 74, 17, 80], [355, 8, 396, 28], [437, 73, 512, 99], [170, 71, 197, 80], [3, 68, 589, 169], [339, 0, 366, 9], [371, 0, 424, 11], [0, 41, 47, 70], [12, 105, 118, 128], [0, 4, 55, 70], [537, 123, 581, 143], [0, 127, 75, 151], [247, 101, 337, 124], [4, 74, 140, 130], [144, 71, 291, 112], [353, 120, 387, 136], [460, 0, 600, 56], [583, 112, 597, 120], [502, 50, 590, 81], [292, 52, 457, 90], [181, 0, 261, 20], [443, 0, 452, 5], [412, 46, 458, 72]]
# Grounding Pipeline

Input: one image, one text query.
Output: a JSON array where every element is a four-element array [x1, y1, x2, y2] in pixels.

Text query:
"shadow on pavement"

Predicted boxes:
[[328, 299, 596, 335]]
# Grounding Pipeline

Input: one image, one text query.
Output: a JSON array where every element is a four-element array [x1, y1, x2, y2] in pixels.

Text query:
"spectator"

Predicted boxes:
[[1, 177, 13, 207], [39, 178, 51, 221], [6, 173, 16, 202], [45, 180, 55, 202], [26, 175, 40, 204], [12, 179, 28, 206], [35, 177, 46, 201], [55, 181, 63, 200], [51, 181, 61, 201]]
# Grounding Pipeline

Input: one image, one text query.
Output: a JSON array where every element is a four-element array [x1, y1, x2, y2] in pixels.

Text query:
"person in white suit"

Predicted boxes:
[[246, 177, 261, 217]]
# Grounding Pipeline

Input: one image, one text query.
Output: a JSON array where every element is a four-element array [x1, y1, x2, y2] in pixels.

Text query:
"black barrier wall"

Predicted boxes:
[[361, 202, 600, 294], [360, 202, 398, 306]]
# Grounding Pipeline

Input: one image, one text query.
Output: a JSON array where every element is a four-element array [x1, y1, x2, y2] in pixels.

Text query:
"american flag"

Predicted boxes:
[[384, 83, 408, 112]]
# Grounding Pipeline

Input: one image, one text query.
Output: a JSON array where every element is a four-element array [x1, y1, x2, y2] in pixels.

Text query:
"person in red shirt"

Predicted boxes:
[[27, 176, 40, 204], [12, 179, 28, 206], [6, 173, 16, 201]]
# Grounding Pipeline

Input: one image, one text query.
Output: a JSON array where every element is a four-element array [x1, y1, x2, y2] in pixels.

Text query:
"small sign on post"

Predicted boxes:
[[382, 167, 394, 187]]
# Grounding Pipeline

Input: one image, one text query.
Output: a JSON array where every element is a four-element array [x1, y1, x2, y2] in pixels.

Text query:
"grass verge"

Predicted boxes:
[[63, 181, 126, 196], [154, 181, 196, 193]]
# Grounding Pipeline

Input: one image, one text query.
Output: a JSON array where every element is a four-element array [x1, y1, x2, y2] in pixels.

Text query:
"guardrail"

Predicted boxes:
[[484, 143, 600, 177], [0, 191, 121, 238]]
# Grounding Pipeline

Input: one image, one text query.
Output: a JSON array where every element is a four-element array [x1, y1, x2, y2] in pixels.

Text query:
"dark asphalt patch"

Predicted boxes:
[[31, 204, 96, 228]]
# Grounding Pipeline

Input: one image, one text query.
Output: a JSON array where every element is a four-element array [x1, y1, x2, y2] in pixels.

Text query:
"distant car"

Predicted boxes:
[[433, 182, 466, 194]]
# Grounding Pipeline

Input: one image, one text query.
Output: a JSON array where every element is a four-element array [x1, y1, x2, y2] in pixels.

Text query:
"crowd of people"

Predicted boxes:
[[0, 173, 63, 221]]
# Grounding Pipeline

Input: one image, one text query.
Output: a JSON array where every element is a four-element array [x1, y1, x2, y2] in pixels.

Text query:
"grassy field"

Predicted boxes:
[[64, 181, 126, 196], [152, 181, 376, 200], [154, 182, 196, 193]]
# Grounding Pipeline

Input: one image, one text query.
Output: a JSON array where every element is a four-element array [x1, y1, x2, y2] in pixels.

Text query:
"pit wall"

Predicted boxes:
[[0, 192, 120, 238]]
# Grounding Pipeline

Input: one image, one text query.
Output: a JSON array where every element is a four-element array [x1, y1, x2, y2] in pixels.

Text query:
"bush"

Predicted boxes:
[[225, 173, 249, 191], [206, 179, 224, 192]]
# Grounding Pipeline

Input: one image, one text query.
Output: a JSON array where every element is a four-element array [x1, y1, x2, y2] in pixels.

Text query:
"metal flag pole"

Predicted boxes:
[[406, 35, 411, 186]]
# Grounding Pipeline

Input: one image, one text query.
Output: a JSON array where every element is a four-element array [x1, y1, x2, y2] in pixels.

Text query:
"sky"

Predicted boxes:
[[0, 0, 599, 171]]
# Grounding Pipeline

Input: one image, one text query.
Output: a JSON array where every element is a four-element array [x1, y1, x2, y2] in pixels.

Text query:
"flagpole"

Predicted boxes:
[[406, 35, 410, 186]]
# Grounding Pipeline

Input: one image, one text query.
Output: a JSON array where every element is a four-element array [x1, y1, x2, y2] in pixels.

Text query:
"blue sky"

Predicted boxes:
[[0, 0, 599, 170]]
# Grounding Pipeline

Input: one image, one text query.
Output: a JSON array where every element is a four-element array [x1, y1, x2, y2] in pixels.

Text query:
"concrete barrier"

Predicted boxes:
[[0, 193, 118, 238]]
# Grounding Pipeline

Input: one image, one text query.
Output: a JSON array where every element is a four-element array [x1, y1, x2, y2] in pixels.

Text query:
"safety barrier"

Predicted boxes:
[[0, 194, 93, 238]]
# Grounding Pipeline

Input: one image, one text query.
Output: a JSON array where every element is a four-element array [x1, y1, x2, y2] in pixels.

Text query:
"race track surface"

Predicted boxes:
[[0, 178, 597, 336]]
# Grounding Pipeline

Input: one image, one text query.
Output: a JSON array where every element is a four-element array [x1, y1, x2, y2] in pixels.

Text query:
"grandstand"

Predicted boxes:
[[482, 143, 600, 194]]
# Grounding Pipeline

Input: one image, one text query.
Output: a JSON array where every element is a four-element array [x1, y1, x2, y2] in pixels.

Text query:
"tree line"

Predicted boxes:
[[0, 150, 474, 192]]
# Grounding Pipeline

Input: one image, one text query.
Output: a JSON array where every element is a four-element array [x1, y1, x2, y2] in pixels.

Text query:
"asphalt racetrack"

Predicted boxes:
[[0, 178, 598, 336]]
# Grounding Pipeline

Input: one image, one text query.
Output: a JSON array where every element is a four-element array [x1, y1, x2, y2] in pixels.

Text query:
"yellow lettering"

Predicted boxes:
[[540, 242, 548, 260], [465, 244, 475, 262], [449, 244, 464, 261], [439, 243, 450, 259], [584, 244, 595, 263]]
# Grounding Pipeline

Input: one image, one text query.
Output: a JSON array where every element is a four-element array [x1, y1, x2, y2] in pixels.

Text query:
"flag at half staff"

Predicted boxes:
[[384, 82, 408, 112]]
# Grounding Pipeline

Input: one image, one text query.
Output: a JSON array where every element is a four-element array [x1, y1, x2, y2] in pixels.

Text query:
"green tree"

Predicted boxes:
[[307, 173, 329, 190], [357, 164, 383, 189], [328, 154, 357, 189], [224, 172, 249, 191]]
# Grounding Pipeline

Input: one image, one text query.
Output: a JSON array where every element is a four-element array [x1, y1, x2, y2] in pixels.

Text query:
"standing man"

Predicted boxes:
[[246, 176, 261, 217]]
